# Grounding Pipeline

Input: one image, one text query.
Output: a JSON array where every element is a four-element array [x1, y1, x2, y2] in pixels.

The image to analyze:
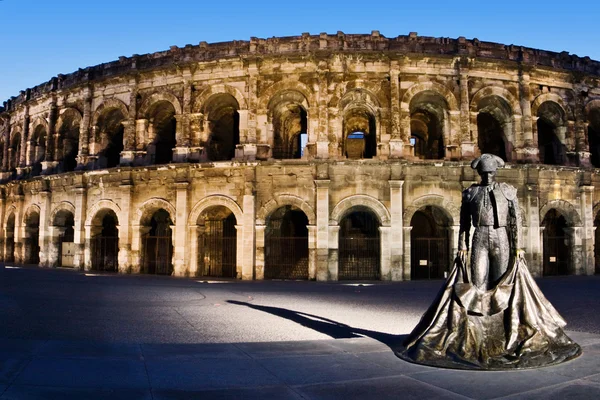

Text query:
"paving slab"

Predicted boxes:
[[259, 353, 400, 386], [152, 386, 304, 400], [566, 331, 600, 347], [499, 380, 600, 400], [295, 375, 469, 400], [14, 358, 149, 389], [353, 350, 434, 374], [322, 336, 394, 354], [407, 367, 576, 400], [36, 340, 142, 359], [0, 386, 152, 400], [234, 340, 342, 358], [0, 357, 30, 384], [141, 343, 250, 360], [145, 357, 282, 391], [541, 348, 600, 379]]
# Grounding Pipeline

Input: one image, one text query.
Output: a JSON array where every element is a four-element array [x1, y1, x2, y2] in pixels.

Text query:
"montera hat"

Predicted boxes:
[[471, 153, 505, 172]]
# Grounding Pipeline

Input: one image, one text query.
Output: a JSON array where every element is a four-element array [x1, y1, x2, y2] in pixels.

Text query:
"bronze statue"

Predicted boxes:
[[399, 154, 581, 370]]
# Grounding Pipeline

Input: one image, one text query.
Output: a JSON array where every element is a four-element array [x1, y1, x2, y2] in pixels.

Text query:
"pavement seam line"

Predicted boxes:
[[491, 377, 593, 400], [399, 373, 476, 400], [138, 343, 155, 400], [231, 342, 309, 399]]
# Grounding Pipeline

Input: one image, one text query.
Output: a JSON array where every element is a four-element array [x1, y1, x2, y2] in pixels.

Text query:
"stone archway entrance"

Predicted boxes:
[[52, 210, 75, 267], [410, 206, 450, 280], [91, 210, 119, 272], [197, 207, 237, 278], [24, 210, 40, 265], [338, 209, 380, 280], [542, 209, 570, 276], [141, 209, 173, 275], [4, 213, 15, 263], [264, 206, 309, 279]]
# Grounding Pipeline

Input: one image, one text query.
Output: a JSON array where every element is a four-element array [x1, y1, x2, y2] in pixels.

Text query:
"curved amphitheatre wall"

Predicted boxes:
[[1, 31, 600, 279]]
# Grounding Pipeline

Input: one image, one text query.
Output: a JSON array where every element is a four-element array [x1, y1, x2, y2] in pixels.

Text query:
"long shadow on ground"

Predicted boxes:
[[226, 300, 406, 350]]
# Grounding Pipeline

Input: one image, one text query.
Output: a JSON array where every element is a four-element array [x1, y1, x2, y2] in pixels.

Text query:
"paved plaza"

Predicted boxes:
[[1, 265, 600, 399]]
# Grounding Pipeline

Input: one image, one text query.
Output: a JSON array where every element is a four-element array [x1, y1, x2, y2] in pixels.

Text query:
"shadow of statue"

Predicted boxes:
[[226, 300, 406, 350]]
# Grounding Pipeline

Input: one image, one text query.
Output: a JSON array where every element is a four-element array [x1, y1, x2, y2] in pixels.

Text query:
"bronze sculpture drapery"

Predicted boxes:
[[398, 154, 581, 370]]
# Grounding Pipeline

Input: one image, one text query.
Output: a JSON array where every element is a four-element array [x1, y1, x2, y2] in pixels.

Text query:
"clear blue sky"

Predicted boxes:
[[2, 0, 599, 103]]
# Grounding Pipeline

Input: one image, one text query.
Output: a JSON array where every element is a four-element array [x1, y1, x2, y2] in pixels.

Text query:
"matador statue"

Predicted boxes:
[[398, 154, 581, 370]]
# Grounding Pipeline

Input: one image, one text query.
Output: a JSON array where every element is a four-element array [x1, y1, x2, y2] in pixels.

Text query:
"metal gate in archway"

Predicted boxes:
[[91, 235, 119, 272], [264, 236, 309, 279], [543, 235, 569, 276], [338, 211, 380, 280], [142, 235, 173, 275], [198, 218, 237, 278], [23, 237, 40, 265], [411, 238, 448, 280]]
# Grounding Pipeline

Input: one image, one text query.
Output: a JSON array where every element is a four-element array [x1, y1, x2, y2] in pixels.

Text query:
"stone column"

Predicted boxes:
[[14, 194, 24, 263], [42, 102, 59, 174], [307, 225, 317, 280], [188, 225, 199, 276], [77, 92, 92, 169], [379, 226, 391, 280], [580, 185, 595, 275], [518, 71, 537, 163], [526, 185, 542, 276], [2, 117, 10, 172], [73, 186, 87, 270], [187, 113, 203, 162], [134, 119, 148, 165], [315, 179, 330, 281], [235, 225, 244, 279], [242, 193, 256, 280], [403, 226, 413, 280], [19, 111, 29, 171], [38, 190, 51, 267], [117, 183, 132, 273], [254, 224, 265, 280], [316, 62, 330, 159], [388, 66, 403, 158], [0, 194, 5, 262], [459, 69, 475, 159], [538, 226, 545, 277], [173, 114, 190, 162], [389, 180, 404, 280], [173, 182, 189, 276], [327, 225, 340, 281], [120, 119, 136, 165]]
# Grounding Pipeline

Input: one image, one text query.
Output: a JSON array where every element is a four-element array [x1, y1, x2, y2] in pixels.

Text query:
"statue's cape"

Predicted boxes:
[[398, 256, 581, 370]]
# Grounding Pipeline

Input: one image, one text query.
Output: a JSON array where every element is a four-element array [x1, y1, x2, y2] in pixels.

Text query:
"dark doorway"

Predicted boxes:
[[542, 209, 570, 276], [198, 212, 237, 278], [91, 212, 119, 272], [142, 209, 173, 275], [410, 206, 450, 280], [5, 213, 15, 263], [265, 206, 309, 279], [24, 211, 40, 265], [338, 210, 380, 280]]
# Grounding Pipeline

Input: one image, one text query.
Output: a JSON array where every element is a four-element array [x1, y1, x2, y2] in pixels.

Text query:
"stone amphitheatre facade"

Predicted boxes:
[[1, 31, 600, 281]]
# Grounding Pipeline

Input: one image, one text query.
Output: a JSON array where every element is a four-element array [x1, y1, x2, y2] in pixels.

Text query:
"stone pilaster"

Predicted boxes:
[[315, 179, 330, 281], [526, 185, 542, 276], [580, 185, 595, 275], [73, 186, 87, 270], [316, 61, 329, 159], [38, 190, 51, 267], [327, 225, 340, 281], [379, 226, 391, 280], [76, 91, 92, 168], [242, 193, 256, 280], [403, 226, 413, 280], [389, 180, 404, 280], [20, 108, 29, 167], [117, 183, 132, 273], [120, 119, 136, 165], [173, 182, 189, 276]]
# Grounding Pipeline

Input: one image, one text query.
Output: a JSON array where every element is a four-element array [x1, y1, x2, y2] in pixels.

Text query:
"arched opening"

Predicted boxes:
[[410, 206, 450, 280], [587, 108, 600, 167], [537, 101, 566, 165], [24, 210, 40, 265], [476, 95, 512, 161], [410, 91, 448, 160], [5, 213, 15, 263], [197, 207, 237, 278], [338, 209, 380, 280], [9, 132, 21, 173], [343, 108, 376, 159], [265, 205, 309, 279], [90, 210, 119, 272], [142, 209, 173, 275], [57, 110, 81, 172], [204, 94, 240, 161], [30, 125, 46, 176], [542, 209, 570, 276], [96, 108, 125, 169], [53, 210, 75, 268], [269, 91, 308, 159], [147, 101, 177, 165]]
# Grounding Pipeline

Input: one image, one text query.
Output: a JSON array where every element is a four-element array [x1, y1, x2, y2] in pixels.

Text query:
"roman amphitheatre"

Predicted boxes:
[[0, 31, 599, 281]]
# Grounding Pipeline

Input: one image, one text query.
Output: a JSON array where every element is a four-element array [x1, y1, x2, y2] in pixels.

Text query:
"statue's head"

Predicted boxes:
[[471, 154, 505, 185]]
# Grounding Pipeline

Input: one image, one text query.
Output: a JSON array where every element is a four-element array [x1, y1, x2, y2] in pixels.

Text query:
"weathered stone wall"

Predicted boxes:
[[0, 32, 599, 280]]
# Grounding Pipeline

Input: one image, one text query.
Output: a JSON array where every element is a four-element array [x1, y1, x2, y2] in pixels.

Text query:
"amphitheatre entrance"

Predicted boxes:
[[197, 207, 237, 278], [410, 206, 450, 280], [264, 206, 309, 279], [338, 209, 380, 280], [91, 211, 119, 272], [141, 209, 173, 275], [542, 209, 570, 276]]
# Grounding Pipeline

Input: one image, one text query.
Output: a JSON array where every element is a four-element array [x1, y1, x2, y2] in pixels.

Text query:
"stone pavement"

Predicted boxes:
[[1, 331, 600, 399]]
